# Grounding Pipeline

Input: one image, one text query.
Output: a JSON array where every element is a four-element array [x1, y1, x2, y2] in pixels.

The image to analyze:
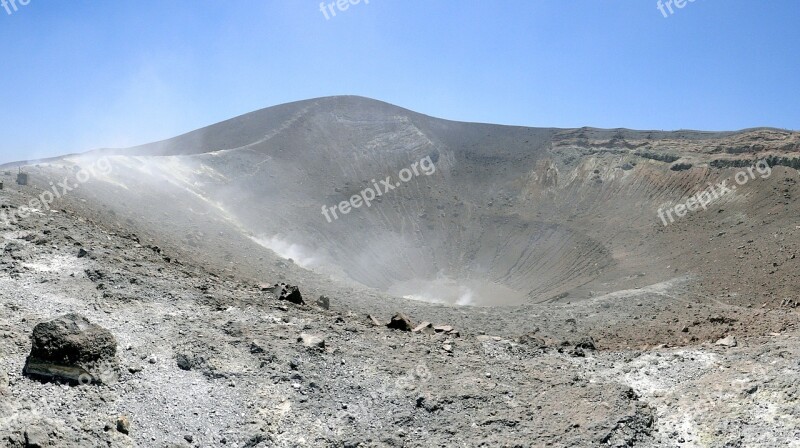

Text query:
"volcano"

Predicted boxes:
[[9, 96, 800, 309]]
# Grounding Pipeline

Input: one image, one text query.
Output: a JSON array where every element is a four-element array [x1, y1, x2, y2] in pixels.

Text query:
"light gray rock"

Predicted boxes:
[[299, 333, 325, 349], [24, 426, 49, 448]]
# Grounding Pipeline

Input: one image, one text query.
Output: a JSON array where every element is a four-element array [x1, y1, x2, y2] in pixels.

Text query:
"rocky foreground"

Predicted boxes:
[[1, 177, 800, 447]]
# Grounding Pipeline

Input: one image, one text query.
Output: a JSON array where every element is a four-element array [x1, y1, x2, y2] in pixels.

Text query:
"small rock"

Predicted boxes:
[[575, 337, 596, 351], [77, 248, 89, 258], [116, 415, 131, 435], [433, 325, 453, 334], [316, 295, 331, 310], [176, 354, 193, 371], [249, 340, 266, 354], [368, 315, 385, 327], [387, 313, 413, 332], [518, 333, 545, 347], [412, 322, 435, 335], [569, 348, 586, 358], [299, 333, 325, 349], [272, 283, 304, 305], [24, 427, 49, 448], [416, 395, 440, 412], [715, 336, 737, 347]]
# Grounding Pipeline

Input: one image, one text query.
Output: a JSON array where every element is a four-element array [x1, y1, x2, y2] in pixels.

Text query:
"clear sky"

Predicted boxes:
[[1, 0, 798, 162]]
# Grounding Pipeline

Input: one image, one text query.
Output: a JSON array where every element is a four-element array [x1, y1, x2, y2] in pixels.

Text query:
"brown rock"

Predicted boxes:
[[368, 315, 385, 326], [412, 322, 435, 335]]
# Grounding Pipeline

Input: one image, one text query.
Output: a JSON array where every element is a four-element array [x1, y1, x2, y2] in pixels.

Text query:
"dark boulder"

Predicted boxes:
[[23, 314, 119, 385], [387, 313, 413, 331], [271, 283, 304, 305]]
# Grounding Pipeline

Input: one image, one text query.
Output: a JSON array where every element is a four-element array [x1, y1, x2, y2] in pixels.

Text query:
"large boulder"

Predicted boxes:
[[23, 314, 119, 385]]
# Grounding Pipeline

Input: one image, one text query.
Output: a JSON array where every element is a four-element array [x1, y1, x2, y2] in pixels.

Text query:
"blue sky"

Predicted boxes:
[[0, 0, 798, 162]]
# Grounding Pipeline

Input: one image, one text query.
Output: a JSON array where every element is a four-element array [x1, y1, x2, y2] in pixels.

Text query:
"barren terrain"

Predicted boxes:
[[1, 96, 799, 447]]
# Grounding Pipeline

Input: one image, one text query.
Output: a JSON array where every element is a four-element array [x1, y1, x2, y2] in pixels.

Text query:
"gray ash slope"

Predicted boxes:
[[1, 96, 800, 446]]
